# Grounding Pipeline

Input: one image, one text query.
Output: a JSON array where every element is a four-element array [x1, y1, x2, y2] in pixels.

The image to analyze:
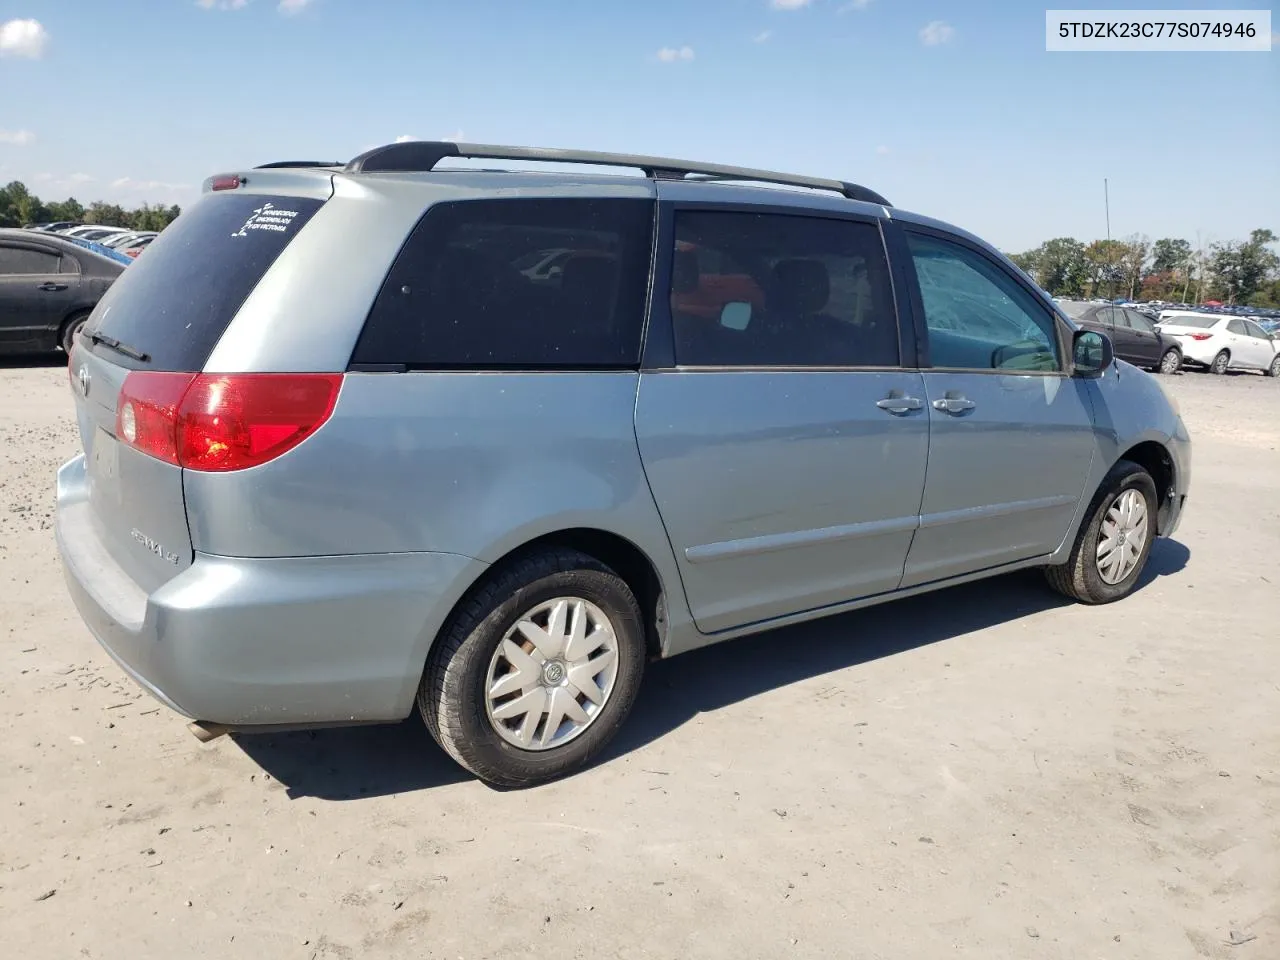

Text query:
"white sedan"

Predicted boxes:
[[1156, 312, 1280, 377]]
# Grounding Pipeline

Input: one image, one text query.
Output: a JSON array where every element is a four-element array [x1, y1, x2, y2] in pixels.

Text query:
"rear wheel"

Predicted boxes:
[[1157, 348, 1181, 375], [418, 548, 646, 788], [60, 312, 90, 355], [1267, 354, 1280, 378], [1210, 350, 1230, 375], [1044, 461, 1158, 605]]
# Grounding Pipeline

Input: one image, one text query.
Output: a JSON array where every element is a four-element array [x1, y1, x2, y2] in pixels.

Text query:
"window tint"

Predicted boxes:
[[59, 254, 81, 275], [86, 193, 324, 371], [906, 232, 1060, 372], [1125, 309, 1154, 333], [1094, 307, 1120, 327], [354, 199, 653, 369], [1244, 319, 1269, 339], [1227, 318, 1247, 335], [1162, 314, 1217, 329], [668, 211, 898, 367], [0, 245, 59, 275]]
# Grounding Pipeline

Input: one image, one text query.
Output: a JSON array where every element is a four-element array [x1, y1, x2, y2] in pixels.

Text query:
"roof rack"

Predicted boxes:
[[342, 141, 891, 207], [254, 160, 344, 169]]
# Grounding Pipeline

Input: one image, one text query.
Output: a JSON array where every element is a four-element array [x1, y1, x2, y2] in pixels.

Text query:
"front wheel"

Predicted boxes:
[[418, 548, 646, 788], [1044, 461, 1158, 605], [1210, 350, 1230, 375], [1157, 348, 1181, 375], [1267, 354, 1280, 378]]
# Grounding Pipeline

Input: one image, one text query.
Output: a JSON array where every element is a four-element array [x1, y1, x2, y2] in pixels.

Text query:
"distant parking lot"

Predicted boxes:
[[1, 360, 1277, 959]]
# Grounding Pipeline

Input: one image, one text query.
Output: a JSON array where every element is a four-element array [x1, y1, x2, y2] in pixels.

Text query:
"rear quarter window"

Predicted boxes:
[[352, 198, 655, 369], [85, 193, 324, 371]]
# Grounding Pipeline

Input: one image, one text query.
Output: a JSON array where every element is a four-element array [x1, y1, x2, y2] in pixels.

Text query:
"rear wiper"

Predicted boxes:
[[89, 332, 151, 363]]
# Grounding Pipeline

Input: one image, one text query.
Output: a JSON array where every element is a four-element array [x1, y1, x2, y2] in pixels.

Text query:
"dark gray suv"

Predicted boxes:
[[56, 142, 1191, 786]]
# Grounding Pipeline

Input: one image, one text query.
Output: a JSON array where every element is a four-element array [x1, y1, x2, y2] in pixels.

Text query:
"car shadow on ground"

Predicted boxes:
[[236, 538, 1189, 800], [0, 353, 67, 370]]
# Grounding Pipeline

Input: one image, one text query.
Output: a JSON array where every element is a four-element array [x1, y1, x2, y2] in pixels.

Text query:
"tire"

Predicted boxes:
[[1267, 354, 1280, 378], [1044, 461, 1159, 605], [1156, 348, 1181, 375], [60, 312, 90, 355], [418, 548, 646, 788], [1209, 350, 1230, 375]]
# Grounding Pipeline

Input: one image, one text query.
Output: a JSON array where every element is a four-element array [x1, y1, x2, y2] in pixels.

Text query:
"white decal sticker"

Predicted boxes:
[[231, 202, 301, 238]]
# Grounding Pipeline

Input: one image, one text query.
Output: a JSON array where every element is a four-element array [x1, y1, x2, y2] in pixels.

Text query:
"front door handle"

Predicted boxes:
[[932, 396, 976, 415], [876, 395, 924, 415], [37, 282, 68, 292]]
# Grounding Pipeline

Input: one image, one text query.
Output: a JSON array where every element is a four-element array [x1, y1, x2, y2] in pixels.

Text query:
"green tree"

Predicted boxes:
[[1151, 238, 1192, 274], [46, 198, 85, 222], [1014, 237, 1088, 297], [1209, 229, 1279, 304], [1083, 239, 1128, 298], [83, 201, 130, 226]]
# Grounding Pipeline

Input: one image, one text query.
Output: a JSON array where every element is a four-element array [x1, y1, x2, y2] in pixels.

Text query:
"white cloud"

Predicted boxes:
[[657, 45, 695, 62], [753, 30, 773, 43], [0, 18, 49, 58], [0, 129, 36, 146], [875, 145, 890, 155], [395, 135, 417, 143], [278, 0, 313, 14], [919, 20, 955, 46], [770, 0, 811, 9], [839, 0, 873, 11], [68, 173, 95, 183], [110, 176, 189, 194], [197, 0, 249, 10]]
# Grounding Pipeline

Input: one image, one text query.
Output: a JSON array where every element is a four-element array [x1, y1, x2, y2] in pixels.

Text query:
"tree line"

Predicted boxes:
[[0, 180, 182, 233], [1006, 228, 1280, 307]]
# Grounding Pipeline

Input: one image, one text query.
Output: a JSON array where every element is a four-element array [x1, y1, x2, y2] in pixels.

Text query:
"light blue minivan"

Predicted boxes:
[[56, 143, 1191, 786]]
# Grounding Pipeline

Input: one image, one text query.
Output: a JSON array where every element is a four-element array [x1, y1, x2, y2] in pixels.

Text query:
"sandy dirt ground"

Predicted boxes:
[[1, 358, 1277, 960]]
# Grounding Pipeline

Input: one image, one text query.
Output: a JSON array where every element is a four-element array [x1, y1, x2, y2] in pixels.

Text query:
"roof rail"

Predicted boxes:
[[343, 141, 891, 206], [254, 160, 344, 169]]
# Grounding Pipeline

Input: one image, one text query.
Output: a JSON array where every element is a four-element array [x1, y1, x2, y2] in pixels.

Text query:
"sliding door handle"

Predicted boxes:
[[932, 396, 976, 415], [876, 396, 924, 415]]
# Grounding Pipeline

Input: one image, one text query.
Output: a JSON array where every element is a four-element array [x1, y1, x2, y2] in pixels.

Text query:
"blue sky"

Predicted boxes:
[[1, 0, 1276, 251]]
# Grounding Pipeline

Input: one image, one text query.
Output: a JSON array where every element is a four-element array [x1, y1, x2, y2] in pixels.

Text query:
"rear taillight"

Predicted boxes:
[[210, 175, 242, 192], [115, 373, 342, 472], [1187, 333, 1213, 341]]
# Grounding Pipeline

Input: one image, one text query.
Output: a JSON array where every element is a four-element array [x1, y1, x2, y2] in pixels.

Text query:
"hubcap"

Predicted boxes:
[[1161, 351, 1179, 373], [1096, 489, 1149, 585], [1214, 354, 1228, 373], [484, 597, 620, 751]]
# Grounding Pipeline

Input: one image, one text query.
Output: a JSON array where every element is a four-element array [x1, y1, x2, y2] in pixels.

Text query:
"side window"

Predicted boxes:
[[1095, 307, 1120, 327], [1227, 318, 1247, 335], [1244, 319, 1268, 339], [668, 211, 899, 367], [59, 254, 81, 275], [1125, 310, 1154, 333], [353, 198, 654, 369], [0, 245, 60, 275], [906, 232, 1060, 372]]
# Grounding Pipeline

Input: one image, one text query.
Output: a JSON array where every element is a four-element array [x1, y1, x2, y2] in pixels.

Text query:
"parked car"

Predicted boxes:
[[1156, 311, 1280, 376], [56, 142, 1191, 787], [0, 227, 126, 355], [1057, 300, 1182, 374], [64, 236, 136, 267], [100, 231, 156, 250], [62, 226, 131, 244], [121, 235, 158, 258]]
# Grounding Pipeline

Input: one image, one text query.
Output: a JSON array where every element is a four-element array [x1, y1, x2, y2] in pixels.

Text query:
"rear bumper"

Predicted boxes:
[[1175, 338, 1219, 367], [56, 455, 487, 727]]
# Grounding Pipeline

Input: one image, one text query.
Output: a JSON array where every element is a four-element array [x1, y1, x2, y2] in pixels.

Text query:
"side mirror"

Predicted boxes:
[[1073, 329, 1114, 378], [719, 301, 753, 331]]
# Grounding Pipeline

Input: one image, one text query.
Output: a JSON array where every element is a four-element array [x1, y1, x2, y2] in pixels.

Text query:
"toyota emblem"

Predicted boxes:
[[77, 365, 91, 398]]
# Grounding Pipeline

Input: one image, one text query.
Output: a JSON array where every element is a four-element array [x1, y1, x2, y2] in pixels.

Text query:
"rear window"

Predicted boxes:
[[1162, 315, 1217, 329], [351, 198, 654, 369], [1056, 300, 1091, 319], [86, 193, 324, 371]]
